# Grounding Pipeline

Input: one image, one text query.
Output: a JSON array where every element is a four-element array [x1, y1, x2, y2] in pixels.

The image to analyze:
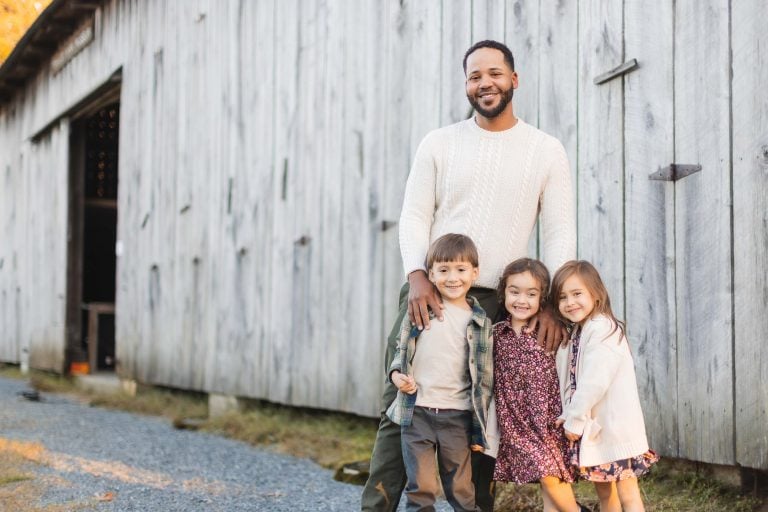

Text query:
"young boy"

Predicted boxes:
[[386, 233, 494, 512]]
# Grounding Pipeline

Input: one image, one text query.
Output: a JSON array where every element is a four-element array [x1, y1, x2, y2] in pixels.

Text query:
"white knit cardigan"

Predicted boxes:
[[555, 315, 650, 467]]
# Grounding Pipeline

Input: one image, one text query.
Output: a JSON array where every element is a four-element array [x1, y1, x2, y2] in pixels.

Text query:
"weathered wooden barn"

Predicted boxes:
[[0, 0, 765, 471]]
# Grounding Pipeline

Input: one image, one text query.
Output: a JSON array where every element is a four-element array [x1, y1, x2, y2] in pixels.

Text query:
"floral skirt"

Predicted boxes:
[[568, 443, 659, 482]]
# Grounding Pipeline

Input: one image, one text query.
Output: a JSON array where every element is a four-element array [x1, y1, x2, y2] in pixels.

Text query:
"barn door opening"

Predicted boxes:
[[66, 102, 120, 374]]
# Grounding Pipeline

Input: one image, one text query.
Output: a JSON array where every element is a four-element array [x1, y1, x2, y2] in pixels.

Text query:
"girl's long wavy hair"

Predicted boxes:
[[550, 260, 626, 341]]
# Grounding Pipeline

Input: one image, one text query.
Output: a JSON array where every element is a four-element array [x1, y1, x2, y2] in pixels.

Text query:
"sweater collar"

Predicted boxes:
[[465, 117, 526, 138]]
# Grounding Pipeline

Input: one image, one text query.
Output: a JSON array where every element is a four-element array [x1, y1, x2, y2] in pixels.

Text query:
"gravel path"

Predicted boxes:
[[0, 376, 455, 511]]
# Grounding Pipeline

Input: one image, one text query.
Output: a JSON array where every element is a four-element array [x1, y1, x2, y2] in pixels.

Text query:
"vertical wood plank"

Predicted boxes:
[[21, 123, 69, 372], [0, 127, 22, 363], [537, 0, 577, 265], [267, 0, 301, 405], [441, 0, 472, 126], [623, 0, 678, 457], [505, 1, 540, 259], [504, 0, 539, 126], [538, 0, 577, 187], [674, 0, 734, 465], [732, 0, 768, 470], [470, 0, 505, 42], [577, 0, 625, 316]]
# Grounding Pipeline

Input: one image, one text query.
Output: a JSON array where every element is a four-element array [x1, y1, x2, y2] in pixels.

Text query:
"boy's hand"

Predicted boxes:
[[527, 306, 568, 354], [407, 270, 443, 330], [391, 371, 417, 394], [470, 444, 485, 452]]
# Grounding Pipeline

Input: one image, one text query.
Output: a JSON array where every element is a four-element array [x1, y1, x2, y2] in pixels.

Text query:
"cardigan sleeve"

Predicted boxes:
[[538, 138, 576, 272], [562, 318, 625, 435], [399, 131, 439, 277]]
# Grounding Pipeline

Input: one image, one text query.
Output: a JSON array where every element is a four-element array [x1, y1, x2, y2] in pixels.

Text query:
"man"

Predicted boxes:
[[361, 40, 576, 512]]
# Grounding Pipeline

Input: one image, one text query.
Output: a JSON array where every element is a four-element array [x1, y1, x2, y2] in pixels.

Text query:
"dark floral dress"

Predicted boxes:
[[492, 320, 574, 484], [566, 329, 659, 481]]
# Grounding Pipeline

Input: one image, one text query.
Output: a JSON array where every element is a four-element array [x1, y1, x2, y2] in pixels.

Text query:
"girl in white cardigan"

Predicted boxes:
[[551, 261, 658, 512]]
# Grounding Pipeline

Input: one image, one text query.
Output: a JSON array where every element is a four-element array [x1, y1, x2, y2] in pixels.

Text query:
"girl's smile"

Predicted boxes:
[[504, 271, 542, 332], [557, 274, 596, 325]]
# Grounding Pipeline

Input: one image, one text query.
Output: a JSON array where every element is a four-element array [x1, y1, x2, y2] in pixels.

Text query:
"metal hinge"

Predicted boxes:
[[649, 164, 702, 181], [594, 59, 639, 85]]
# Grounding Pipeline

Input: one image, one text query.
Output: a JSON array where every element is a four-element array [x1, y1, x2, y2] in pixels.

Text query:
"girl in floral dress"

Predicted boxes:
[[552, 260, 659, 512], [492, 258, 586, 512]]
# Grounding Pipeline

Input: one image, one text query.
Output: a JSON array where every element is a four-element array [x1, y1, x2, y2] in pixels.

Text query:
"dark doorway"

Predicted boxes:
[[66, 102, 119, 373]]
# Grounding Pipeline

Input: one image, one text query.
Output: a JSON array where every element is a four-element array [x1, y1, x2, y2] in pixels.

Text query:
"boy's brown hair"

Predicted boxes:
[[425, 233, 479, 269]]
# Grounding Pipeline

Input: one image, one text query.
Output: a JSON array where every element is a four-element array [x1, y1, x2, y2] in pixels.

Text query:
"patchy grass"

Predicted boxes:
[[0, 366, 208, 421], [1, 365, 763, 510], [87, 386, 208, 421], [205, 403, 378, 469]]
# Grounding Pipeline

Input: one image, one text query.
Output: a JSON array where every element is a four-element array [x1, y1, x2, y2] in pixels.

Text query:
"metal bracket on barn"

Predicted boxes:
[[381, 220, 397, 231], [594, 59, 639, 85], [649, 164, 702, 181]]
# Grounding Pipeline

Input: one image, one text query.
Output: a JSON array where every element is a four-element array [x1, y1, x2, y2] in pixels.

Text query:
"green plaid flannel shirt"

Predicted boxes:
[[385, 296, 494, 449]]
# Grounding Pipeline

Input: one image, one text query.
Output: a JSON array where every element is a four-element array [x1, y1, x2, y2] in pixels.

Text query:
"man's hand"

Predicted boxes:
[[407, 270, 443, 330], [527, 305, 568, 354], [391, 371, 417, 394]]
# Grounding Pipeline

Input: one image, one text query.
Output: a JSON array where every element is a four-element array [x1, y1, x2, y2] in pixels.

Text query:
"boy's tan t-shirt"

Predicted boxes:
[[412, 301, 473, 411]]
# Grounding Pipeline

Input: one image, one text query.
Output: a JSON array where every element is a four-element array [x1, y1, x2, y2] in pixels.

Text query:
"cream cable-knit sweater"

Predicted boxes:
[[399, 118, 576, 288]]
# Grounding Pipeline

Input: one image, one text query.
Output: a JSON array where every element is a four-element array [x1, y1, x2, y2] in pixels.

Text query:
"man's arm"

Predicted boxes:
[[399, 132, 443, 329], [532, 138, 576, 350], [539, 139, 577, 272]]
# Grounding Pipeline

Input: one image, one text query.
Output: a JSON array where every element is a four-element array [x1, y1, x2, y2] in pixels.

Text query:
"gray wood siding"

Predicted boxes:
[[624, 0, 678, 458], [733, 0, 768, 470], [0, 0, 766, 468]]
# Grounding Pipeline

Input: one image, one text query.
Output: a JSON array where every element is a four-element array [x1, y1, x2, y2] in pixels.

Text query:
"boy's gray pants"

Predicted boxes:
[[402, 407, 479, 512], [360, 284, 499, 512]]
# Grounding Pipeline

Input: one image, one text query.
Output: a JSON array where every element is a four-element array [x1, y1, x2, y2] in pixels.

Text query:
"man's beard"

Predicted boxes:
[[467, 86, 514, 119]]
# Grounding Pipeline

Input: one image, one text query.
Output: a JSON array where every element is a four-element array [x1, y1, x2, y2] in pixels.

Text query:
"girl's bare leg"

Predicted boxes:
[[594, 482, 621, 512], [540, 476, 580, 512], [616, 478, 645, 512]]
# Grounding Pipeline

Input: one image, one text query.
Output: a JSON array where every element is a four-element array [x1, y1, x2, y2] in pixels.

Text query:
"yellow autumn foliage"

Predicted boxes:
[[0, 0, 52, 64]]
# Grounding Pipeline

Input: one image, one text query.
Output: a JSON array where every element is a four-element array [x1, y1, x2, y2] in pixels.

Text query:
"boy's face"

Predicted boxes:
[[428, 259, 479, 308]]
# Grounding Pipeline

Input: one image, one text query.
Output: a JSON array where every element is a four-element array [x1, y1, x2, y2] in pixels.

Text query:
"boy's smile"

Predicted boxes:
[[428, 260, 479, 309]]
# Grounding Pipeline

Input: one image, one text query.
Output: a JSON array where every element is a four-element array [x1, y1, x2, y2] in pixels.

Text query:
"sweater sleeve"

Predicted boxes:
[[562, 318, 625, 435], [538, 138, 576, 272], [399, 132, 439, 277]]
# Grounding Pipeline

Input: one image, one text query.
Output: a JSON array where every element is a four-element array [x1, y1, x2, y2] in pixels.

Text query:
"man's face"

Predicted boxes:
[[465, 47, 518, 119]]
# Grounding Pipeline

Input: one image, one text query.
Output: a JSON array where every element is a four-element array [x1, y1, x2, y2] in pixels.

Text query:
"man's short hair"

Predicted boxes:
[[426, 233, 479, 269], [463, 40, 515, 74]]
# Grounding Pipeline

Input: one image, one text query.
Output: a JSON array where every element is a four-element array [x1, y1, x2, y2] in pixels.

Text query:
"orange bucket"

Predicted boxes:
[[70, 362, 90, 375]]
